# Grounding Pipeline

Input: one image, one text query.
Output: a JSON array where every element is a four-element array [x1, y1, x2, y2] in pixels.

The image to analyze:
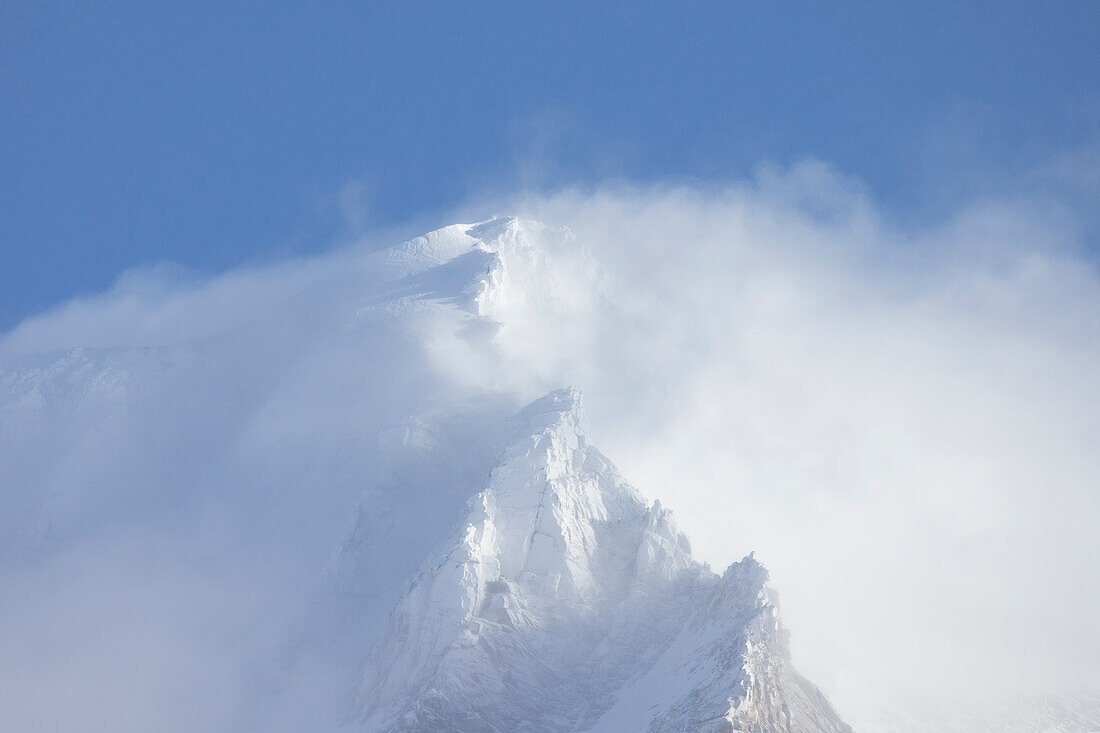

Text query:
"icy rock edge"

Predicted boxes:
[[355, 388, 851, 733]]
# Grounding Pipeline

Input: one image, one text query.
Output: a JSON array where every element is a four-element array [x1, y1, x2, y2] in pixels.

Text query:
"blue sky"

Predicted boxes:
[[2, 1, 1098, 329]]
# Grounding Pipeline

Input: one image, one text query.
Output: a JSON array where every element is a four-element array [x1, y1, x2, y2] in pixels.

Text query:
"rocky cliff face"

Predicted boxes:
[[356, 388, 850, 733]]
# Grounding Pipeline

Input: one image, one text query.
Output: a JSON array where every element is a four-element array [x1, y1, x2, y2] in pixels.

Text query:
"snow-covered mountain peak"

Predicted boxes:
[[465, 216, 528, 247], [353, 216, 586, 341], [356, 389, 850, 732], [513, 385, 587, 436], [476, 385, 685, 603], [369, 217, 550, 273]]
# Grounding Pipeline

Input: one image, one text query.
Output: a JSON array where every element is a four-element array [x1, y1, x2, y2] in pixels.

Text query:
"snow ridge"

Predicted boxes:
[[357, 389, 850, 733]]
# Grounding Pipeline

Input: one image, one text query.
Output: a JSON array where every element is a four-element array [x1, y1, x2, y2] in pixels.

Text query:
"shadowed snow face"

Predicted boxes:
[[2, 164, 1099, 731]]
